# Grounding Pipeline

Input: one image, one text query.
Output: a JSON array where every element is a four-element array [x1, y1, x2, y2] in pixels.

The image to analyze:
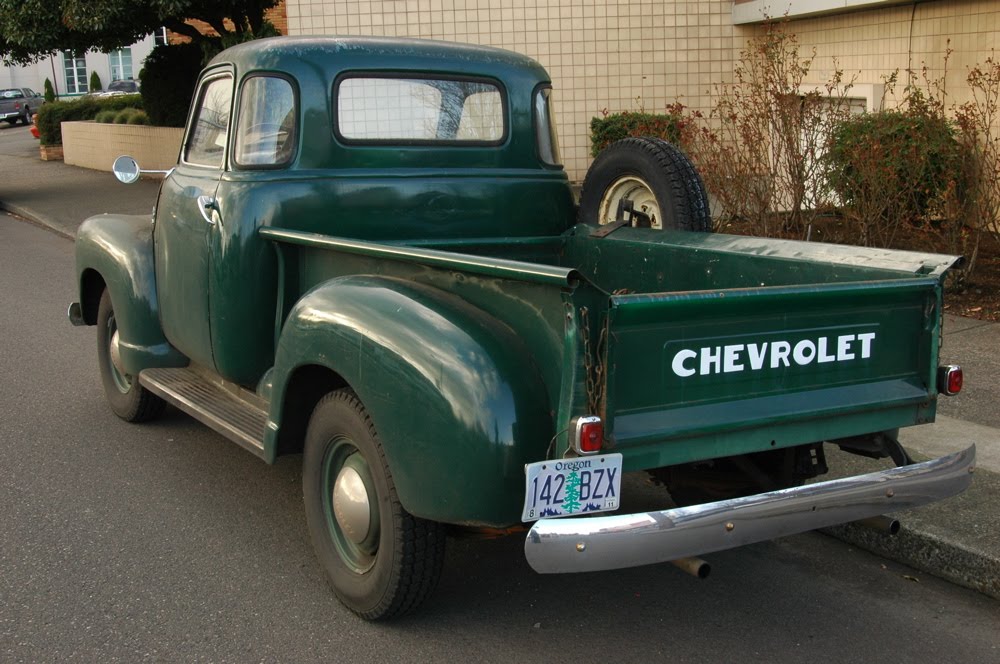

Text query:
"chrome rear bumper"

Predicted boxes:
[[524, 445, 975, 573]]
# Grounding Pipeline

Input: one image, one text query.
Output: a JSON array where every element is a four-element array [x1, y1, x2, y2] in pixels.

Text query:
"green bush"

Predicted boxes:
[[35, 94, 143, 145], [590, 111, 683, 157], [825, 109, 963, 225], [125, 110, 150, 125], [43, 79, 56, 103], [94, 110, 117, 123], [89, 71, 102, 92], [140, 43, 204, 127]]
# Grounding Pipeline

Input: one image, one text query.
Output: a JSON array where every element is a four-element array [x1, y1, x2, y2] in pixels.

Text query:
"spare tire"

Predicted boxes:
[[579, 137, 711, 231]]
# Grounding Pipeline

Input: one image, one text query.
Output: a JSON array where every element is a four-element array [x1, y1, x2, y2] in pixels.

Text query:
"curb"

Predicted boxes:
[[820, 446, 1000, 601], [823, 522, 1000, 600], [0, 201, 75, 240]]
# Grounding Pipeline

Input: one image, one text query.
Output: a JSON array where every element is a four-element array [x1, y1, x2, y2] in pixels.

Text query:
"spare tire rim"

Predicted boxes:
[[597, 175, 662, 229]]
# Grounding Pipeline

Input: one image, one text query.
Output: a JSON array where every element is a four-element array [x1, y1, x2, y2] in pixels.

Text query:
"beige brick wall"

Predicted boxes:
[[283, 0, 998, 182], [285, 0, 743, 182], [62, 122, 184, 172], [748, 0, 1000, 113]]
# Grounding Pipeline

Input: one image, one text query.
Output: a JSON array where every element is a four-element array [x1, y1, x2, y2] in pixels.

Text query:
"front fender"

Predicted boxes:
[[75, 214, 187, 374], [268, 275, 553, 527]]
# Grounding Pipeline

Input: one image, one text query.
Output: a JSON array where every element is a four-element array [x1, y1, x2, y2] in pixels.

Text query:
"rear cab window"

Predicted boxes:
[[333, 75, 506, 145]]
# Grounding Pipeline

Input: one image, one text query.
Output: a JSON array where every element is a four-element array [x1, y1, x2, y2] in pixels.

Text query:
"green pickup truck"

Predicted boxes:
[[71, 36, 974, 620]]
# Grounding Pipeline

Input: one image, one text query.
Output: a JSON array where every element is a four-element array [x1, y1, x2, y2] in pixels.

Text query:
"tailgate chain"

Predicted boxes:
[[580, 307, 608, 417]]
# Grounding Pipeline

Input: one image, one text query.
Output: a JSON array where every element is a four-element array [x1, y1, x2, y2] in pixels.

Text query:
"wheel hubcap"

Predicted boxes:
[[333, 466, 372, 544], [597, 175, 662, 229], [323, 444, 380, 573], [110, 330, 126, 376], [106, 315, 132, 393]]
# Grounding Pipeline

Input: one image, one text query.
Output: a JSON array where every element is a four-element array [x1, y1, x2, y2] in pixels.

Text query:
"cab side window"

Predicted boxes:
[[185, 75, 234, 168], [234, 76, 297, 167]]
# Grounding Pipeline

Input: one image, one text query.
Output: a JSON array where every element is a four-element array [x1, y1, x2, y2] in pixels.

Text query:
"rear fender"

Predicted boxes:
[[267, 275, 553, 527], [75, 214, 187, 374]]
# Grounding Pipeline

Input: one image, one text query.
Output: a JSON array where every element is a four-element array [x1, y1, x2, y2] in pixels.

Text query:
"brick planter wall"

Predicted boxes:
[[39, 145, 64, 161], [61, 122, 183, 172]]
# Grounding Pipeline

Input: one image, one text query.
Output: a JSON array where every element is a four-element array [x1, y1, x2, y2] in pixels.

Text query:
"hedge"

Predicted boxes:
[[824, 109, 963, 222], [590, 111, 683, 156], [36, 94, 144, 146], [140, 44, 203, 128]]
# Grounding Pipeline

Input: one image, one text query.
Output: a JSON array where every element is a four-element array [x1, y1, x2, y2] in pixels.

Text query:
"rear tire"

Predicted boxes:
[[96, 289, 165, 422], [303, 388, 445, 620], [580, 137, 711, 231]]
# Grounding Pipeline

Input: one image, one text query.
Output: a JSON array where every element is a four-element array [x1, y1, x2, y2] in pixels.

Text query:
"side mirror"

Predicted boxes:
[[112, 155, 141, 184]]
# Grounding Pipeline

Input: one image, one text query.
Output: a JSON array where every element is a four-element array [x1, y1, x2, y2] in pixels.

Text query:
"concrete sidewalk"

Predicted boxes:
[[2, 123, 998, 600]]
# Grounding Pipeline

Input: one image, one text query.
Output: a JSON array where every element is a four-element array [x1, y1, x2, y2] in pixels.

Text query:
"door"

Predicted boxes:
[[154, 70, 234, 369]]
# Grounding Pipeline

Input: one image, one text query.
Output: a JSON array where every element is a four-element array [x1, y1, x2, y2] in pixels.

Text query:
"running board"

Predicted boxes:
[[139, 367, 267, 458]]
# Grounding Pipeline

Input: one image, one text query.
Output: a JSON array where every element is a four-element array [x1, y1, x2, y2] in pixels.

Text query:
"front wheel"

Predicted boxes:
[[303, 389, 445, 620], [96, 289, 165, 422]]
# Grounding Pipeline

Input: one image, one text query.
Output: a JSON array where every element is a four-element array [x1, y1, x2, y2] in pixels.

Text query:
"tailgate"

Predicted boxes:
[[603, 278, 941, 468]]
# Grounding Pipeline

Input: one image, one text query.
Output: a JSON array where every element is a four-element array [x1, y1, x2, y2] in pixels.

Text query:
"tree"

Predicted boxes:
[[561, 471, 581, 514], [0, 0, 280, 65], [89, 70, 102, 91]]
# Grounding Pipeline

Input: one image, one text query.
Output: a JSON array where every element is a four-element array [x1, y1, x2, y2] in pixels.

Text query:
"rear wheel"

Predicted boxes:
[[303, 389, 445, 620], [580, 137, 711, 231], [21, 108, 31, 126], [96, 289, 165, 422]]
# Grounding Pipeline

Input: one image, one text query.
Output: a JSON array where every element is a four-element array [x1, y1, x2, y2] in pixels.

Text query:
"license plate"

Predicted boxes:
[[521, 453, 622, 521]]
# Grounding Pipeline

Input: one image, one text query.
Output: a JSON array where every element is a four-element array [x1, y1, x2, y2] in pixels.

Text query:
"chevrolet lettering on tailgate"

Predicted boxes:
[[671, 331, 877, 377]]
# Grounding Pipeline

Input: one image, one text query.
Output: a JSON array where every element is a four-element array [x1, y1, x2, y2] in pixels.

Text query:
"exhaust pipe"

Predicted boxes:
[[671, 556, 711, 579], [855, 515, 901, 535]]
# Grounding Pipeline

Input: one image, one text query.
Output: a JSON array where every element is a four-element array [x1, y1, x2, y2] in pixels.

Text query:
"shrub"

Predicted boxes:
[[125, 110, 150, 125], [140, 43, 204, 127], [95, 110, 117, 124], [43, 78, 55, 103], [824, 107, 963, 246], [35, 94, 143, 145], [951, 55, 1000, 274], [677, 24, 856, 236], [590, 111, 682, 157], [89, 71, 102, 92]]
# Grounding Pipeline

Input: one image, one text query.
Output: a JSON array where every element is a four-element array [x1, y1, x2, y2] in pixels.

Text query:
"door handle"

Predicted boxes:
[[197, 195, 220, 226]]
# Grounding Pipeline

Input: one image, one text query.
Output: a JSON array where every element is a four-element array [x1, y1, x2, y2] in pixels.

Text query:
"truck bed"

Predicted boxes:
[[263, 224, 960, 470]]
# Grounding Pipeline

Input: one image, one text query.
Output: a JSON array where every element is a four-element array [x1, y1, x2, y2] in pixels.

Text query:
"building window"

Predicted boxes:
[[153, 27, 168, 46], [63, 52, 88, 94], [109, 48, 133, 81]]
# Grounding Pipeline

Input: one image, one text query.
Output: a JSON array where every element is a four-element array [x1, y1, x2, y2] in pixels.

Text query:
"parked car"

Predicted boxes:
[[89, 79, 140, 97], [70, 36, 975, 620], [0, 87, 43, 125]]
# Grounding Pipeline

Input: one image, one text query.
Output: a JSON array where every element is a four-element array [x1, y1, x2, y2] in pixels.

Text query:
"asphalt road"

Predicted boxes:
[[1, 214, 998, 662]]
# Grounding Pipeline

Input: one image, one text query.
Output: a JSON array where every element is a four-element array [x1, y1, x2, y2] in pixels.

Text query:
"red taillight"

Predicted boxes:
[[574, 416, 603, 454], [938, 365, 963, 396]]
